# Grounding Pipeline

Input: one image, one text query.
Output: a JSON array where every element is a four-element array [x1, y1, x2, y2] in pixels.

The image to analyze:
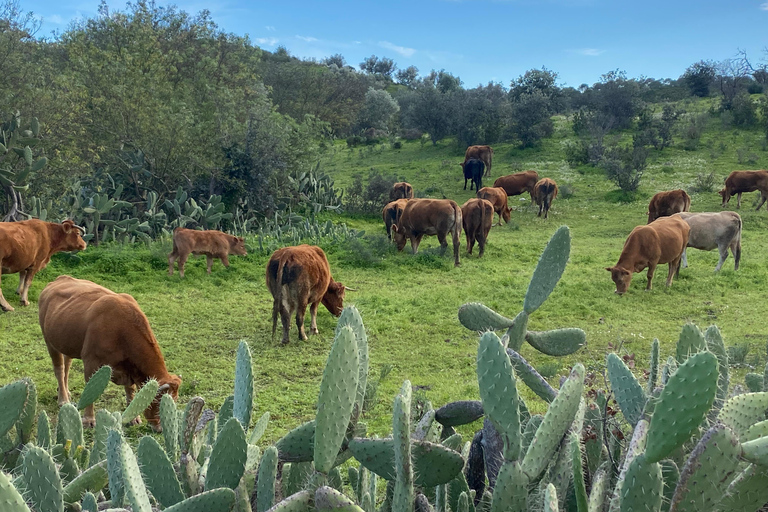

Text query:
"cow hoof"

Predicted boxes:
[[311, 328, 319, 335], [0, 305, 14, 312], [128, 417, 142, 426], [82, 418, 96, 429], [150, 423, 163, 433], [281, 338, 290, 345], [20, 300, 29, 307]]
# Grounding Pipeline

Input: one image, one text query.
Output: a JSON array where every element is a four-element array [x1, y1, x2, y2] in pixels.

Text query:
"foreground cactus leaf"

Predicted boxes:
[[0, 471, 30, 512], [457, 303, 515, 332], [160, 394, 179, 459], [233, 340, 255, 429], [162, 488, 237, 512], [524, 328, 586, 356], [524, 225, 570, 315], [675, 323, 706, 363], [606, 353, 645, 427], [23, 445, 64, 512], [619, 454, 662, 512], [62, 460, 108, 503], [490, 461, 527, 512], [717, 392, 768, 438], [315, 486, 365, 512], [266, 490, 312, 512], [719, 464, 768, 512], [77, 366, 112, 411], [249, 411, 271, 445], [393, 382, 413, 512], [56, 403, 84, 448], [122, 379, 159, 425], [506, 349, 557, 403], [276, 420, 315, 462], [0, 380, 28, 438], [205, 417, 247, 490], [435, 401, 484, 427], [137, 436, 184, 508], [119, 434, 152, 512], [257, 447, 278, 512], [335, 306, 369, 416]]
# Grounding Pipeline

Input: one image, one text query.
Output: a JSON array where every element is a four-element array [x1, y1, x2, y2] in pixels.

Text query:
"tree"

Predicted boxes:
[[453, 83, 508, 146], [357, 88, 399, 131], [510, 68, 562, 110], [399, 83, 455, 145], [588, 70, 643, 129], [359, 55, 396, 78], [395, 66, 419, 88], [323, 53, 346, 68], [507, 90, 554, 148], [682, 60, 716, 97]]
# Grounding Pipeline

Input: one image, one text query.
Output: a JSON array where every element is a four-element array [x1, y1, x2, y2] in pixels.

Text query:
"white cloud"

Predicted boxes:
[[255, 37, 279, 47], [378, 40, 416, 57], [265, 25, 276, 31], [46, 14, 64, 24], [572, 48, 605, 56], [296, 35, 318, 42], [761, 2, 768, 10]]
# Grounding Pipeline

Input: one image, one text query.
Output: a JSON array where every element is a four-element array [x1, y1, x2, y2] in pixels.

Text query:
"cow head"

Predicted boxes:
[[60, 220, 87, 252], [718, 188, 729, 207], [605, 266, 632, 295], [321, 281, 346, 316], [391, 225, 407, 251], [229, 236, 247, 256], [145, 374, 182, 432]]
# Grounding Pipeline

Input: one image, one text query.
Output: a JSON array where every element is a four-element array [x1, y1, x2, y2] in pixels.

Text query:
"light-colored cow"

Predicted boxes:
[[675, 212, 742, 271]]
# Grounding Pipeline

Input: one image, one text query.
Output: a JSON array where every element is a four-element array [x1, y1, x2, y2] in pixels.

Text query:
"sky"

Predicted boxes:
[[26, 0, 768, 89]]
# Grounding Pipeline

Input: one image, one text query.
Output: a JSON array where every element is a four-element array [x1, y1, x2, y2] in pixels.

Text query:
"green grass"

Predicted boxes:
[[2, 117, 768, 443]]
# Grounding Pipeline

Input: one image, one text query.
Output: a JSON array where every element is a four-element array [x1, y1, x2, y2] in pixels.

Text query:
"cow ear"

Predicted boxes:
[[620, 269, 631, 276], [391, 225, 399, 233], [604, 267, 613, 272]]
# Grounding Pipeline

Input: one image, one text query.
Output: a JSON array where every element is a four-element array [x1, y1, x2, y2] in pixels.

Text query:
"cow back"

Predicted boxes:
[[399, 199, 460, 234], [725, 170, 768, 193], [493, 171, 539, 196], [390, 182, 414, 200], [0, 219, 85, 273], [461, 199, 493, 232], [266, 245, 332, 304]]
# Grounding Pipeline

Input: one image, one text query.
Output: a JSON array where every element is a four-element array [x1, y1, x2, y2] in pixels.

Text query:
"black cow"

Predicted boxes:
[[461, 158, 485, 191]]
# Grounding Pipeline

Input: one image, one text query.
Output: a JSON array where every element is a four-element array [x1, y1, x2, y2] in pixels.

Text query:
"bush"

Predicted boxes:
[[601, 144, 648, 192], [559, 183, 575, 199], [689, 171, 717, 194], [731, 92, 757, 127], [399, 128, 423, 140], [564, 141, 589, 167], [344, 169, 398, 213], [347, 135, 365, 147], [682, 113, 707, 151]]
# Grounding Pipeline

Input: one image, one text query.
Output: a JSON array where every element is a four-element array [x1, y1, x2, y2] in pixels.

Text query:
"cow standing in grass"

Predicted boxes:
[[493, 171, 539, 202], [476, 187, 511, 226], [675, 211, 742, 271], [168, 227, 246, 278], [461, 198, 493, 257], [0, 219, 86, 312], [533, 178, 558, 219], [383, 199, 408, 240], [719, 170, 768, 210], [464, 145, 493, 177], [460, 158, 484, 191], [392, 198, 463, 266], [647, 189, 690, 223]]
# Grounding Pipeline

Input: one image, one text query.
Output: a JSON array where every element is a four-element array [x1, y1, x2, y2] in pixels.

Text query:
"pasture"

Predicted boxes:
[[2, 122, 768, 444]]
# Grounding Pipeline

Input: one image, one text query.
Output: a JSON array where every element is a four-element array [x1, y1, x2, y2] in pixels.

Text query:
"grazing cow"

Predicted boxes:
[[461, 198, 493, 257], [605, 215, 690, 294], [675, 212, 742, 271], [493, 171, 540, 201], [168, 227, 246, 278], [392, 198, 463, 266], [38, 276, 181, 430], [0, 219, 87, 312], [533, 178, 559, 219], [266, 245, 350, 344], [460, 158, 485, 191], [647, 189, 691, 224], [464, 145, 493, 177], [383, 199, 409, 240], [390, 182, 414, 200], [719, 170, 768, 210], [476, 187, 511, 226]]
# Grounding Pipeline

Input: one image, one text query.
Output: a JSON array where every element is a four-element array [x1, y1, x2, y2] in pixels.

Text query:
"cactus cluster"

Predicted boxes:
[[0, 112, 48, 222]]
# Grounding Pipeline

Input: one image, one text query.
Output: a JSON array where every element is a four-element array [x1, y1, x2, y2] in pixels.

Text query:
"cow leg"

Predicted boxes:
[[296, 302, 309, 341], [15, 270, 26, 294], [756, 193, 767, 211], [167, 250, 177, 276], [410, 235, 423, 254], [177, 253, 189, 278], [49, 350, 70, 405], [645, 264, 656, 291], [466, 231, 473, 254], [666, 259, 680, 287], [464, 179, 468, 190], [452, 228, 461, 267], [437, 232, 449, 256], [279, 301, 292, 345], [478, 233, 486, 258], [714, 245, 729, 272], [19, 270, 36, 306], [681, 248, 688, 269], [206, 255, 214, 274], [732, 240, 741, 271], [221, 255, 230, 268], [309, 302, 320, 335], [124, 384, 142, 425], [0, 274, 13, 312], [737, 192, 742, 209]]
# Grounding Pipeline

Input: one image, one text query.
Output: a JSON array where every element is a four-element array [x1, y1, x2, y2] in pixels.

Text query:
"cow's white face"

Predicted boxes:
[[606, 266, 632, 295]]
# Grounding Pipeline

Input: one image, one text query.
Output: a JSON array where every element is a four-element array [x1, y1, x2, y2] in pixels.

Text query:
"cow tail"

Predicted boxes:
[[272, 258, 287, 341], [734, 214, 742, 269], [454, 202, 462, 240]]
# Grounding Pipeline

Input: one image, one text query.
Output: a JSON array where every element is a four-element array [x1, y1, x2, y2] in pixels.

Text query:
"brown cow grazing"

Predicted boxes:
[[461, 198, 493, 257], [464, 145, 493, 177], [383, 199, 409, 240], [493, 171, 539, 201], [605, 215, 690, 295], [390, 182, 414, 200], [0, 219, 86, 312], [168, 227, 246, 278], [719, 170, 768, 210], [675, 212, 742, 271], [476, 187, 511, 226], [647, 189, 691, 223], [392, 198, 463, 266], [533, 178, 559, 219], [266, 245, 350, 344], [38, 276, 181, 430]]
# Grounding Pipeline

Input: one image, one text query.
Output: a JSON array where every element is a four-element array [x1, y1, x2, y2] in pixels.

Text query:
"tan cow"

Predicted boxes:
[[266, 245, 350, 344], [533, 178, 559, 219], [675, 212, 742, 271], [605, 215, 690, 294], [383, 199, 409, 240], [719, 170, 768, 210], [390, 182, 414, 200], [168, 227, 246, 278], [461, 198, 493, 257], [493, 171, 539, 201], [392, 198, 463, 266], [647, 189, 690, 223], [464, 145, 493, 177], [476, 187, 511, 226], [38, 276, 181, 430], [0, 219, 86, 312]]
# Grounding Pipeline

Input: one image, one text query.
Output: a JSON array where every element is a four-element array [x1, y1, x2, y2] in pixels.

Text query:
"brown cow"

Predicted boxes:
[[646, 189, 691, 224], [266, 245, 350, 344], [461, 198, 493, 257], [38, 276, 181, 430], [719, 170, 768, 210], [493, 171, 539, 201], [464, 145, 493, 177], [383, 199, 409, 240], [392, 198, 463, 266], [390, 182, 414, 200], [605, 215, 690, 295], [0, 219, 87, 312], [476, 187, 511, 226], [168, 227, 246, 278], [533, 178, 559, 219]]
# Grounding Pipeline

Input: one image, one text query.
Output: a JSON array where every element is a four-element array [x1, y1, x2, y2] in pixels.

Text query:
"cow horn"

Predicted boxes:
[[156, 383, 171, 395], [344, 286, 357, 291], [76, 225, 87, 234]]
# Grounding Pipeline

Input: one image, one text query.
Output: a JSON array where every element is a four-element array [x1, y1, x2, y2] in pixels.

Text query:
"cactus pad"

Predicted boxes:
[[23, 445, 64, 512], [119, 434, 152, 512], [77, 366, 112, 410], [160, 394, 179, 459], [524, 225, 570, 314], [607, 353, 645, 427], [506, 349, 557, 403], [458, 303, 515, 332], [435, 401, 484, 427], [37, 410, 52, 449], [122, 379, 159, 424], [62, 460, 108, 503], [233, 340, 255, 429], [525, 328, 586, 356], [163, 488, 237, 512], [336, 306, 369, 416], [137, 435, 184, 508], [315, 486, 365, 512], [257, 446, 279, 512], [249, 411, 271, 445], [719, 464, 768, 512], [16, 378, 36, 444], [206, 417, 247, 490], [56, 402, 85, 449], [276, 420, 315, 462], [504, 311, 529, 351], [0, 380, 28, 438], [619, 454, 662, 512], [0, 471, 30, 512], [675, 323, 706, 363], [718, 392, 768, 438], [490, 461, 527, 512]]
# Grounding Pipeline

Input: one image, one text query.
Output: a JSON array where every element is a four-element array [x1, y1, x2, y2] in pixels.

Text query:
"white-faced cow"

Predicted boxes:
[[38, 276, 181, 430], [675, 211, 742, 271], [0, 219, 86, 312], [392, 199, 463, 266], [168, 227, 246, 278], [719, 170, 768, 210]]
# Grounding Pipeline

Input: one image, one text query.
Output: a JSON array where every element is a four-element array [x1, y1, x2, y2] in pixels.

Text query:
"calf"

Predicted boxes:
[[461, 198, 493, 257], [605, 215, 690, 294], [647, 189, 690, 224], [383, 199, 408, 240], [392, 198, 463, 266], [533, 178, 558, 219], [675, 212, 742, 271], [0, 219, 87, 312], [266, 245, 350, 344], [168, 227, 246, 278], [460, 158, 485, 191], [719, 170, 768, 210], [38, 276, 181, 430], [493, 171, 539, 201], [476, 187, 511, 226], [464, 145, 493, 177], [390, 182, 414, 200]]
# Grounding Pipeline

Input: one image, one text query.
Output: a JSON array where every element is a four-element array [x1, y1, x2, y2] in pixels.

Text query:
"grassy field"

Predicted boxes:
[[2, 115, 768, 443]]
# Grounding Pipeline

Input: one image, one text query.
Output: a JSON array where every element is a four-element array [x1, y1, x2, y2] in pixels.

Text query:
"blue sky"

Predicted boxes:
[[27, 0, 768, 88]]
